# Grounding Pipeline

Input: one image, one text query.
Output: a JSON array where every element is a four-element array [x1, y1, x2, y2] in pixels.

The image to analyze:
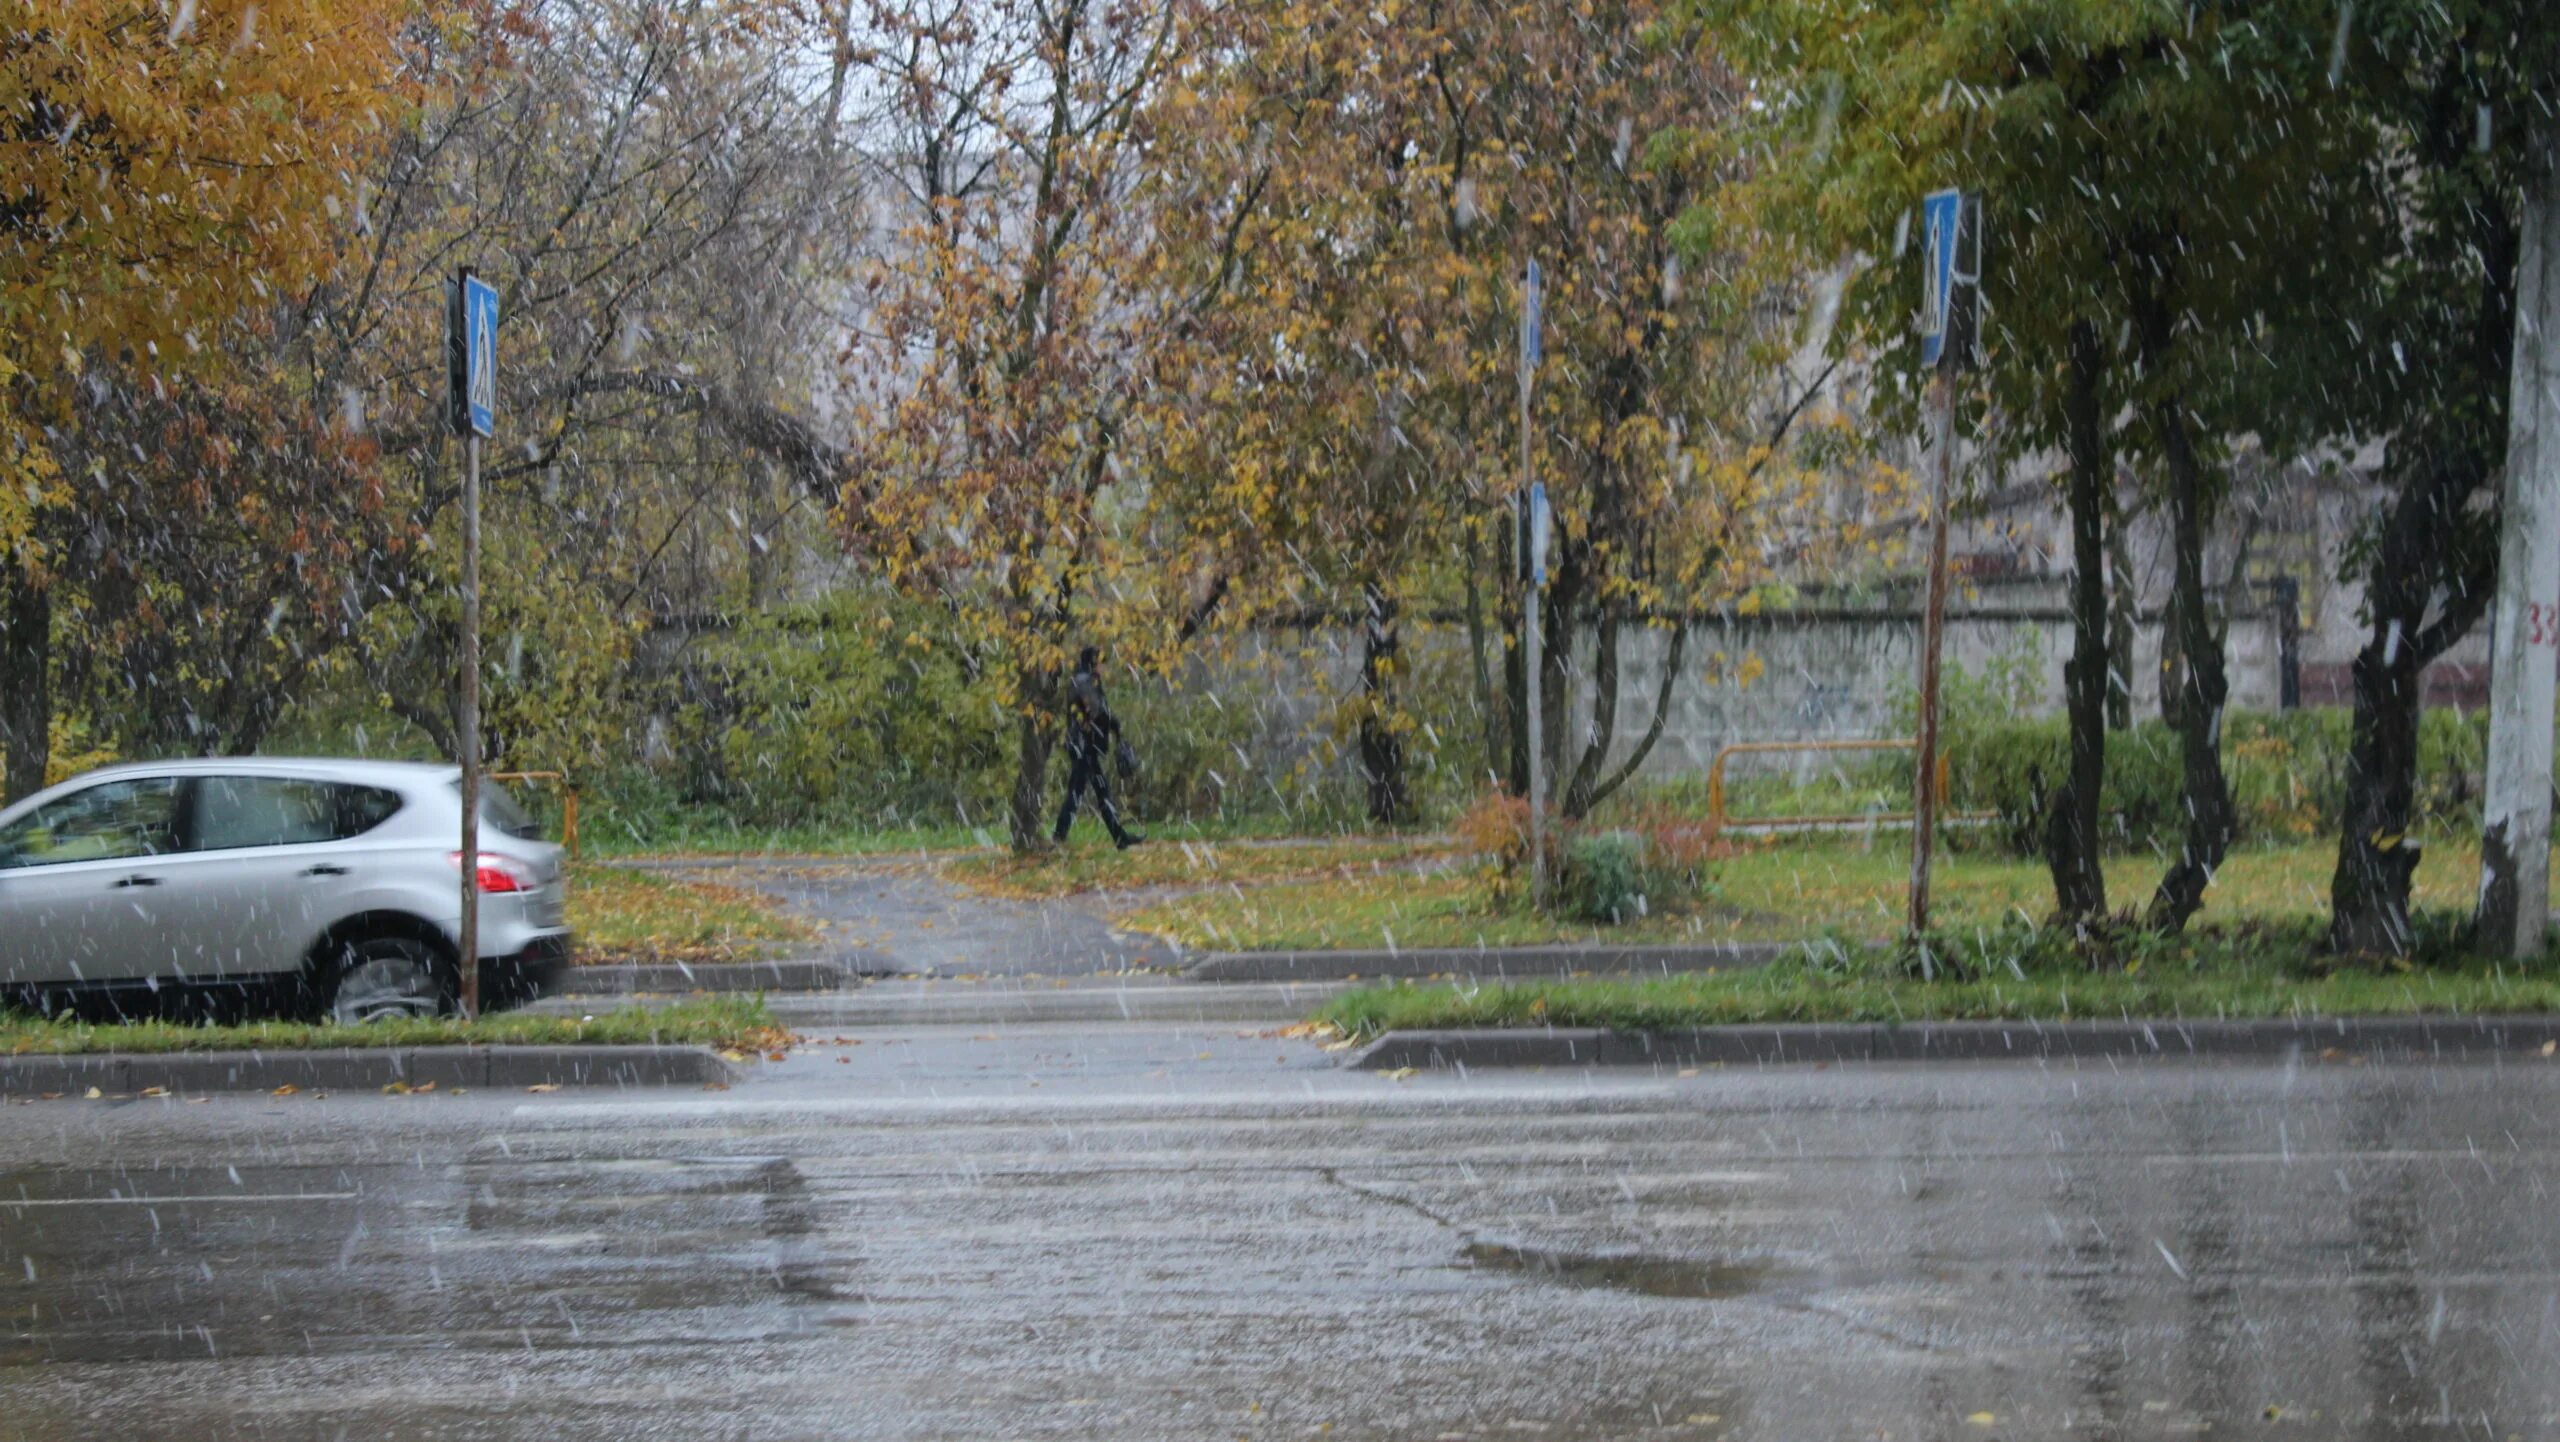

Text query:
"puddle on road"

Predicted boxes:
[[1461, 1241, 1770, 1300]]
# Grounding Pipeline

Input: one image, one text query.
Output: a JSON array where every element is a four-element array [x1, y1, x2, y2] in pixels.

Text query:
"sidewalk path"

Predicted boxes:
[[624, 855, 1179, 978]]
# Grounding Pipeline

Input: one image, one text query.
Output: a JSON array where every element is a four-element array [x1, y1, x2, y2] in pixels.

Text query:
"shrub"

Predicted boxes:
[[1455, 791, 1535, 906], [1560, 831, 1649, 922], [1940, 705, 2488, 858]]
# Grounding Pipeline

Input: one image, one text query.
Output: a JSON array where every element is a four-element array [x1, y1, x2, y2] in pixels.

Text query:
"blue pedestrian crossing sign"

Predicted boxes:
[[1919, 189, 1982, 372], [449, 268, 499, 439]]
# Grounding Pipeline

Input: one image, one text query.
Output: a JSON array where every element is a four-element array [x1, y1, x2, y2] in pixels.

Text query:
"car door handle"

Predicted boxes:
[[111, 874, 161, 889], [303, 864, 350, 877]]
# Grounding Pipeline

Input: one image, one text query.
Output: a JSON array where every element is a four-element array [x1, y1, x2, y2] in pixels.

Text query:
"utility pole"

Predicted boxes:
[[1908, 190, 1981, 950], [2480, 128, 2560, 960], [1521, 261, 1547, 906], [450, 268, 498, 1019]]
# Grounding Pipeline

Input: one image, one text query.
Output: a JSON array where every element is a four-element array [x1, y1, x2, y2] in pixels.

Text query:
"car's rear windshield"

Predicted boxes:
[[456, 780, 544, 841]]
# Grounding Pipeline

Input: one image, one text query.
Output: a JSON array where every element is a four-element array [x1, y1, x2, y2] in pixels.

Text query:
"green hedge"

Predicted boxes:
[[1942, 707, 2485, 856]]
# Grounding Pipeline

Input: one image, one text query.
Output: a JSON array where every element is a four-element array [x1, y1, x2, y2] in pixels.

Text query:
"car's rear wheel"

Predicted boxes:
[[325, 937, 452, 1024]]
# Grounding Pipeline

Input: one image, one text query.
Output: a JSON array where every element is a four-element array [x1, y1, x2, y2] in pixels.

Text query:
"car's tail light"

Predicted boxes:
[[449, 852, 536, 894]]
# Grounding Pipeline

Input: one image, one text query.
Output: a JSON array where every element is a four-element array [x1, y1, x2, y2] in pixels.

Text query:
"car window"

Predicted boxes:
[[0, 778, 182, 868], [334, 784, 404, 837], [193, 776, 343, 850], [468, 781, 543, 841], [189, 777, 408, 851]]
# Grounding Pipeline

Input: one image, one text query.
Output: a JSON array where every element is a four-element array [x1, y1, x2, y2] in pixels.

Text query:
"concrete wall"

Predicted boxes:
[[1199, 577, 2486, 798]]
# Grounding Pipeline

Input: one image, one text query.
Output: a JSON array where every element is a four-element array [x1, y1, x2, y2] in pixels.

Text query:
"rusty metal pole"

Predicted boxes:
[[1907, 373, 1956, 946]]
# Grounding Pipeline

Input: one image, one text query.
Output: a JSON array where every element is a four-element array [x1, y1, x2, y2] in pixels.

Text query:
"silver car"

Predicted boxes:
[[0, 759, 570, 1022]]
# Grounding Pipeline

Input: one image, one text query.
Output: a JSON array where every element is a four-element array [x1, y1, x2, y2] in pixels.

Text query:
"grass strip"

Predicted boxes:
[[1319, 918, 2560, 1036], [0, 997, 785, 1056], [569, 864, 816, 963]]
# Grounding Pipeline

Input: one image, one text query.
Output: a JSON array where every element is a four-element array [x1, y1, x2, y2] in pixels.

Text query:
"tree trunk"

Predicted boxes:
[[1006, 664, 1061, 853], [2329, 450, 2495, 955], [2048, 320, 2110, 921], [2105, 518, 2138, 731], [1567, 618, 1687, 819], [1462, 528, 1505, 792], [2146, 409, 2236, 932], [1538, 552, 1578, 792], [2328, 622, 2424, 955], [1561, 609, 1622, 818], [1499, 515, 1528, 797], [1357, 582, 1413, 826], [0, 567, 50, 802]]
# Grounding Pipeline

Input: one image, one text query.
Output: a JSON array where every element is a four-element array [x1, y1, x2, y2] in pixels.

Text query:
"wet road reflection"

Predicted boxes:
[[0, 1050, 2555, 1439]]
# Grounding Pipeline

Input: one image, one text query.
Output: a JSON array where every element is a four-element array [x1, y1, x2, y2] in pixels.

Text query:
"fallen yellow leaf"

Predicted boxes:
[[381, 1081, 411, 1095], [1677, 1068, 1701, 1079], [525, 1083, 561, 1094], [81, 1087, 101, 1100], [1381, 1067, 1418, 1081], [1967, 1413, 1997, 1426], [270, 1084, 299, 1097], [139, 1086, 168, 1098], [2542, 1040, 2556, 1057]]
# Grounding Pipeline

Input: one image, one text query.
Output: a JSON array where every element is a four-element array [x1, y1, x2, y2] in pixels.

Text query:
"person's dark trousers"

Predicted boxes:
[[1053, 744, 1132, 846]]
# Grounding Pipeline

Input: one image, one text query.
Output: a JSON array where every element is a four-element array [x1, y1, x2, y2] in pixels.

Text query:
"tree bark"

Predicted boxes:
[[2328, 616, 2425, 955], [0, 567, 48, 802], [1568, 618, 1687, 818], [2047, 320, 2111, 921], [1462, 528, 1506, 792], [1006, 664, 1062, 853], [1561, 608, 1622, 817], [1357, 581, 1413, 825], [2146, 407, 2236, 932], [2105, 517, 2138, 731]]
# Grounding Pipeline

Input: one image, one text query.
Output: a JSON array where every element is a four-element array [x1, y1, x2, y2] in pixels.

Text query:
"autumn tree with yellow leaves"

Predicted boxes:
[[0, 0, 414, 796], [834, 0, 1230, 851], [1149, 0, 1893, 823]]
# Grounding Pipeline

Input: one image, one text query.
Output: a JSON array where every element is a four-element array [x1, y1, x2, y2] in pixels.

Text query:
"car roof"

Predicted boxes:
[[71, 757, 462, 787]]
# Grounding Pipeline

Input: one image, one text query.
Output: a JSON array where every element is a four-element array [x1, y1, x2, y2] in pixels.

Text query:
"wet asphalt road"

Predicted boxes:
[[3, 1034, 2560, 1440]]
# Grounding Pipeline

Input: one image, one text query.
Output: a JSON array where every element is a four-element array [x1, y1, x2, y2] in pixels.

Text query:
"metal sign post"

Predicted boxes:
[[448, 268, 498, 1019], [1909, 190, 1980, 953], [1520, 262, 1547, 907]]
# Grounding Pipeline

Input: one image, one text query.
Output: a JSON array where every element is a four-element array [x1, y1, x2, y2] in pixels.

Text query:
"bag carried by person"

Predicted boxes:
[[1114, 736, 1140, 778]]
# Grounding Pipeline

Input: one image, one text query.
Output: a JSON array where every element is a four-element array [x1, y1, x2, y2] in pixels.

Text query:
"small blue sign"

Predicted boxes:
[[1920, 189, 1961, 367], [462, 274, 498, 438], [1522, 261, 1543, 382]]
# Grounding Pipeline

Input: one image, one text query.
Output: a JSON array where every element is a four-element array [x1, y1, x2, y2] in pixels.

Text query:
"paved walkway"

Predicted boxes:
[[628, 856, 1180, 978]]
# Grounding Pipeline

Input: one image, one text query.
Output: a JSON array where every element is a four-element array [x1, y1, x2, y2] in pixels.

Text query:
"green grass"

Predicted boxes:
[[569, 863, 816, 963], [1123, 835, 2528, 953], [0, 997, 785, 1056], [1319, 918, 2560, 1035]]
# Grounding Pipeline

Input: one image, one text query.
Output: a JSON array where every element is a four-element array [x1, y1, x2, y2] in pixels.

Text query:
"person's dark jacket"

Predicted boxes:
[[1065, 665, 1119, 760]]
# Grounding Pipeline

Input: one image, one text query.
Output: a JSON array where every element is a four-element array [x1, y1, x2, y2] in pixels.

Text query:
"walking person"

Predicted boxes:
[[1054, 646, 1142, 848]]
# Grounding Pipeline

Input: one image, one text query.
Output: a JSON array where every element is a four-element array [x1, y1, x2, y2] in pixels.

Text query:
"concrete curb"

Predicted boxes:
[[1187, 941, 1812, 983], [553, 956, 877, 996], [1349, 1014, 2560, 1071], [755, 979, 1352, 1027], [0, 1045, 735, 1096]]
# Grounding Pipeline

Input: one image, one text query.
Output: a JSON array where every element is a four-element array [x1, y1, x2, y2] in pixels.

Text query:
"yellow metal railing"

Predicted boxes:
[[1704, 739, 1984, 833], [491, 770, 579, 860]]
